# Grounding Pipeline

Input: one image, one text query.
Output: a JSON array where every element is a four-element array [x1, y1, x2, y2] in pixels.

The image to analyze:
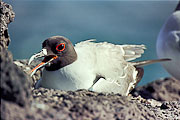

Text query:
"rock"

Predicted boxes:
[[0, 2, 31, 108], [0, 1, 15, 50], [131, 78, 180, 101], [0, 2, 31, 107], [14, 59, 42, 87], [31, 88, 157, 120], [153, 101, 180, 119], [0, 49, 31, 107]]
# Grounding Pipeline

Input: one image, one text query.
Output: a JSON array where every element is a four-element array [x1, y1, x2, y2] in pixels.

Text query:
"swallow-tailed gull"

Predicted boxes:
[[156, 2, 180, 80], [29, 36, 169, 95]]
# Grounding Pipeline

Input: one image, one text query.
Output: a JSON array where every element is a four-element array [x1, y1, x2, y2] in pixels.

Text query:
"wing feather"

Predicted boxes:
[[121, 45, 146, 61], [74, 39, 145, 95], [75, 39, 146, 61]]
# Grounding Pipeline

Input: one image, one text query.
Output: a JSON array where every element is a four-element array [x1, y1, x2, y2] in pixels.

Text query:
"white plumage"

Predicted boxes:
[[37, 40, 145, 95], [156, 11, 180, 80]]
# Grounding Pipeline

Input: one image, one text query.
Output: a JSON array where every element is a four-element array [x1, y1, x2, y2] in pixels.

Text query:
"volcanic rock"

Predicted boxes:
[[0, 1, 15, 50], [131, 78, 180, 101]]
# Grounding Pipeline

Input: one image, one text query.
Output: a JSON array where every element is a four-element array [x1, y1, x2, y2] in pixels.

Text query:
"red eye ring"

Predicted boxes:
[[56, 43, 65, 52]]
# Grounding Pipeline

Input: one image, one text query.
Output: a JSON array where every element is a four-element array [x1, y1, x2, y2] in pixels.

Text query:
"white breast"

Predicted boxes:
[[40, 47, 96, 90]]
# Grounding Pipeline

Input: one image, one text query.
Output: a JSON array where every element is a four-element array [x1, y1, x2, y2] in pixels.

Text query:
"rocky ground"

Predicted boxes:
[[1, 2, 180, 120]]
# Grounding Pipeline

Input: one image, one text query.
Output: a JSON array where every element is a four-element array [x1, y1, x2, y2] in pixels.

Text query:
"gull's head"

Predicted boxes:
[[29, 36, 77, 76]]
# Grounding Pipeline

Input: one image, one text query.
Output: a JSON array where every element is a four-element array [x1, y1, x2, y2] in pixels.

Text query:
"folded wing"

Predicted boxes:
[[75, 40, 146, 95]]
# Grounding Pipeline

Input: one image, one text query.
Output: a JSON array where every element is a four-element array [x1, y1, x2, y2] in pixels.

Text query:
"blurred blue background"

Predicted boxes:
[[4, 0, 178, 85]]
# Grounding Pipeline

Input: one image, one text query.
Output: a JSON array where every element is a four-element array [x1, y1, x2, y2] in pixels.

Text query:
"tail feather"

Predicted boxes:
[[132, 58, 171, 67]]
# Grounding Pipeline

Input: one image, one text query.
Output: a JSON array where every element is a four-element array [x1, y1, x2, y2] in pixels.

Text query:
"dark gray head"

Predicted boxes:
[[29, 36, 77, 74]]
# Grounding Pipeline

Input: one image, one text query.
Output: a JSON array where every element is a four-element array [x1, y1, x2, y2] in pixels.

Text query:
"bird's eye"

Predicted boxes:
[[56, 43, 65, 52]]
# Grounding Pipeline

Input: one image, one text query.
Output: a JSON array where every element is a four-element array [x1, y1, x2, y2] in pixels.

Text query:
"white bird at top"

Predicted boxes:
[[156, 2, 180, 80], [29, 36, 169, 96]]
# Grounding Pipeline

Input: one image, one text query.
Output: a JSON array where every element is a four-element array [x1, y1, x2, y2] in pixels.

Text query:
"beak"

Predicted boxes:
[[28, 49, 58, 76], [28, 49, 48, 65]]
